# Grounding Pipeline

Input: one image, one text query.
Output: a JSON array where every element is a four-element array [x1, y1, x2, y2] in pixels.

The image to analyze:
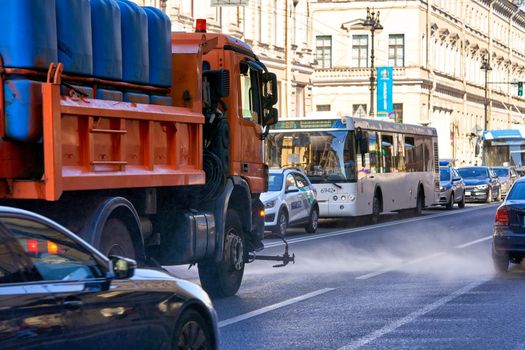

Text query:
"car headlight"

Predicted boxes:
[[264, 200, 276, 208], [475, 184, 488, 190], [440, 186, 445, 192]]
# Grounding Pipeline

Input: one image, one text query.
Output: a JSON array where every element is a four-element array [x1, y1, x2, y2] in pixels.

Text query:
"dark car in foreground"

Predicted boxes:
[[492, 178, 525, 273], [438, 166, 465, 209], [457, 166, 501, 203], [0, 206, 218, 350]]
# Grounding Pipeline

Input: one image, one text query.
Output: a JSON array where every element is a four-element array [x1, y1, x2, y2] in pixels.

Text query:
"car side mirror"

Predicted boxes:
[[286, 185, 299, 193], [108, 255, 136, 280]]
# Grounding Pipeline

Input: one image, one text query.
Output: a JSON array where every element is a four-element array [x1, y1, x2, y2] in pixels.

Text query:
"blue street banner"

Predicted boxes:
[[376, 66, 393, 119]]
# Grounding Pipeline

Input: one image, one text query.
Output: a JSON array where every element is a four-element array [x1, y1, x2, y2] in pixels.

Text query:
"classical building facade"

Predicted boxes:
[[132, 0, 315, 120], [310, 0, 525, 164], [133, 0, 525, 165]]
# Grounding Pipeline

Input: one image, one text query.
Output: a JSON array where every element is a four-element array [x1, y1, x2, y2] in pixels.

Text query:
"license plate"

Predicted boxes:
[[465, 191, 471, 196]]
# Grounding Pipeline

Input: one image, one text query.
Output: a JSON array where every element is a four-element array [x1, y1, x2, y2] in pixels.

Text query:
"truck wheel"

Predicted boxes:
[[100, 218, 136, 260], [304, 206, 319, 233], [198, 209, 244, 298]]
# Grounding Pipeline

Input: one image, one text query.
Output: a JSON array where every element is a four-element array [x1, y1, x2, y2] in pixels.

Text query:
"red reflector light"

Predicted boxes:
[[495, 208, 509, 226], [27, 239, 39, 254], [195, 19, 207, 33]]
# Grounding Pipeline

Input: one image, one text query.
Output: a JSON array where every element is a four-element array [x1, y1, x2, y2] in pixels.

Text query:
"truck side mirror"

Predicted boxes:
[[262, 72, 278, 109], [263, 107, 278, 127], [203, 69, 230, 102]]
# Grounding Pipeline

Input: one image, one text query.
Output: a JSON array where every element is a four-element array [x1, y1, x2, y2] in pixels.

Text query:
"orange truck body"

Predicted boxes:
[[0, 30, 278, 297]]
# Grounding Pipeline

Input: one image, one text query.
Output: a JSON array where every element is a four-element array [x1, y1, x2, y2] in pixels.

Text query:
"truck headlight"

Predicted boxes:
[[264, 200, 276, 209]]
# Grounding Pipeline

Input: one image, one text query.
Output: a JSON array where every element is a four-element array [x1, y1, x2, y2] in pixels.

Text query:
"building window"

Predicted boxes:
[[352, 35, 368, 68], [316, 104, 331, 112], [316, 36, 332, 68], [388, 34, 405, 67], [393, 103, 403, 123]]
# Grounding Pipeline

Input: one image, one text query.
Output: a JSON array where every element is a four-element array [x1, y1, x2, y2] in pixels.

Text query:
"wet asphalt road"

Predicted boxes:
[[170, 203, 525, 349]]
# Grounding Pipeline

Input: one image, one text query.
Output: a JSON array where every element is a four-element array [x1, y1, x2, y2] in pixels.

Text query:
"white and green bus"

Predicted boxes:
[[266, 117, 439, 222]]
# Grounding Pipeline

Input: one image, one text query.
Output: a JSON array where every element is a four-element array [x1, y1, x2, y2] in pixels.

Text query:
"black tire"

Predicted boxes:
[[493, 254, 509, 274], [458, 193, 465, 209], [497, 188, 502, 201], [445, 192, 454, 210], [99, 218, 136, 260], [486, 189, 493, 203], [173, 309, 214, 350], [414, 190, 424, 216], [370, 194, 381, 224], [304, 206, 319, 233], [273, 209, 288, 236], [198, 209, 245, 298]]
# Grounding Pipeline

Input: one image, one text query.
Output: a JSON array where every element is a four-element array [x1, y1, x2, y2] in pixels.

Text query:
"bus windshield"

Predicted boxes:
[[266, 131, 356, 183]]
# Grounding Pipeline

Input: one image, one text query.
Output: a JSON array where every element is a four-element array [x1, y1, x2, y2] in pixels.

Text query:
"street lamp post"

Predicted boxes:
[[481, 54, 492, 132], [363, 8, 383, 118]]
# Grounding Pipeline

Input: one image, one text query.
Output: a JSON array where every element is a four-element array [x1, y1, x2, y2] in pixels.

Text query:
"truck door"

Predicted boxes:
[[238, 61, 265, 192]]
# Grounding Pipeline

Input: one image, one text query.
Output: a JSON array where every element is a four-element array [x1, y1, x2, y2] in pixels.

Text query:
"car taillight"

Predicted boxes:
[[495, 208, 509, 226], [27, 239, 39, 254]]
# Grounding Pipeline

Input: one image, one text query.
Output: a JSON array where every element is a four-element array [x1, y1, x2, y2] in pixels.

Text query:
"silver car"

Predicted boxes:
[[438, 167, 466, 209], [491, 167, 519, 195]]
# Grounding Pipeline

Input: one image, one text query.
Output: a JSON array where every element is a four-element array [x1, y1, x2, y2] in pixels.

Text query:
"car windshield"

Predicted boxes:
[[268, 174, 283, 191], [491, 168, 509, 178], [440, 168, 450, 181], [507, 182, 525, 200], [457, 168, 489, 179]]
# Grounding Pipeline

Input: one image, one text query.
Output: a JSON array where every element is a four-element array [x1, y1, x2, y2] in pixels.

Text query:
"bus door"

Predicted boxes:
[[357, 131, 379, 215]]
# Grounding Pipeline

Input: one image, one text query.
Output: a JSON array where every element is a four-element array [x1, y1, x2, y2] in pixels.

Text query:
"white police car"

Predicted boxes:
[[261, 168, 319, 236]]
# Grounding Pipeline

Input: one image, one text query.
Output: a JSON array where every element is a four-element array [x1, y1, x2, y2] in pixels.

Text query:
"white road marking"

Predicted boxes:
[[454, 235, 492, 249], [337, 280, 487, 350], [218, 288, 335, 328], [355, 252, 446, 280], [263, 204, 497, 249]]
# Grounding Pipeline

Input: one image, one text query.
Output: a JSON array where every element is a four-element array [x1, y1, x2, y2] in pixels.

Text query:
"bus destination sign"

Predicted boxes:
[[274, 120, 336, 130]]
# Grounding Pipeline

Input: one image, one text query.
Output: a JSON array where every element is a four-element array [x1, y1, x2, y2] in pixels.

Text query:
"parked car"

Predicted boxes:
[[490, 166, 519, 196], [261, 168, 319, 236], [0, 206, 218, 350], [438, 166, 465, 209], [492, 177, 525, 273], [457, 166, 501, 203]]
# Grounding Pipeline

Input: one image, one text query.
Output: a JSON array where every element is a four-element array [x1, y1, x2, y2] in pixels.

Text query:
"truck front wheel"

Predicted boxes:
[[100, 218, 136, 260], [198, 209, 245, 298]]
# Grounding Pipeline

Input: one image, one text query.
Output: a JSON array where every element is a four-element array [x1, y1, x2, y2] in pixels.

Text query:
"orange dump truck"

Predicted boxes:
[[0, 21, 284, 296]]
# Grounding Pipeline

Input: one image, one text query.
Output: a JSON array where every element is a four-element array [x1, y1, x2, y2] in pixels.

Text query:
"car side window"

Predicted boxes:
[[293, 173, 309, 189], [0, 217, 105, 282], [285, 174, 296, 190], [0, 230, 41, 284]]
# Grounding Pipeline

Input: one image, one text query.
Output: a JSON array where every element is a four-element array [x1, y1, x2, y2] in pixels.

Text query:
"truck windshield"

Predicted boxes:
[[266, 131, 356, 183]]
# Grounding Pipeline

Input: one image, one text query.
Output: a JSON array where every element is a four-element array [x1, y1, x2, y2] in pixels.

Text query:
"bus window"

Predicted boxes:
[[344, 132, 357, 181], [369, 133, 379, 174], [381, 134, 395, 173]]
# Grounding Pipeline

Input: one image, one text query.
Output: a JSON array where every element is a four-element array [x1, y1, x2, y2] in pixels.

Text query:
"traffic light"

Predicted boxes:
[[519, 82, 523, 97]]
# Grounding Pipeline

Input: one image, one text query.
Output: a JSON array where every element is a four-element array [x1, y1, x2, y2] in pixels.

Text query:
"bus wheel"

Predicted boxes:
[[100, 218, 136, 260], [446, 192, 454, 210], [198, 209, 245, 298], [371, 195, 380, 224], [414, 191, 424, 216]]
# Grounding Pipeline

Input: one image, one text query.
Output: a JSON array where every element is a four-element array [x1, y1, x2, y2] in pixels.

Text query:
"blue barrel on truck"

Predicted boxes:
[[4, 80, 43, 142], [56, 0, 93, 75], [0, 0, 57, 69], [91, 0, 123, 80], [144, 7, 172, 87], [117, 0, 149, 84]]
